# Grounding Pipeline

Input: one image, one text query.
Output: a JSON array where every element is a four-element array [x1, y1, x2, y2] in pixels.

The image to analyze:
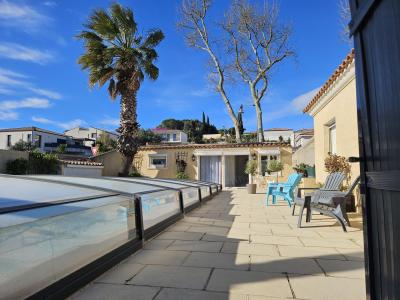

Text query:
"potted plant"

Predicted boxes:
[[244, 159, 258, 194], [293, 163, 309, 178], [267, 160, 284, 183]]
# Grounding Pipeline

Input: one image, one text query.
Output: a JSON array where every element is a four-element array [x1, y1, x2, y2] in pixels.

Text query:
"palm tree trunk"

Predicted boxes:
[[117, 87, 139, 176]]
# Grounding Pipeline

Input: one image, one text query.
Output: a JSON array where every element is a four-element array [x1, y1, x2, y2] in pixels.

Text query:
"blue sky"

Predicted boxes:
[[0, 0, 352, 133]]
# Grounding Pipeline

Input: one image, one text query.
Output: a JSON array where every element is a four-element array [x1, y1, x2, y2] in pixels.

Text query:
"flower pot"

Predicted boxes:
[[246, 183, 257, 194]]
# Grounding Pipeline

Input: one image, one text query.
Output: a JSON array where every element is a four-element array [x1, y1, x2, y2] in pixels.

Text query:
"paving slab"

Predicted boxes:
[[221, 241, 279, 256], [124, 249, 190, 266], [206, 269, 293, 298], [300, 237, 361, 249], [128, 265, 211, 289], [143, 239, 174, 250], [71, 284, 160, 300], [183, 252, 249, 270], [156, 231, 204, 241], [167, 240, 223, 253], [289, 274, 366, 300], [251, 255, 323, 275], [278, 245, 345, 260], [317, 259, 365, 278], [95, 263, 145, 284], [154, 288, 247, 300], [251, 234, 302, 246]]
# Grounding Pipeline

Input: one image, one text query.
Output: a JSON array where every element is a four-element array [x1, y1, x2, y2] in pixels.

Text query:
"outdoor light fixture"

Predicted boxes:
[[191, 154, 196, 162], [252, 153, 257, 160]]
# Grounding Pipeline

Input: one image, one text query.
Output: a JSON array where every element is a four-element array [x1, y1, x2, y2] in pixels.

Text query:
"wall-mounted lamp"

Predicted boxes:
[[251, 153, 257, 160], [191, 154, 196, 162]]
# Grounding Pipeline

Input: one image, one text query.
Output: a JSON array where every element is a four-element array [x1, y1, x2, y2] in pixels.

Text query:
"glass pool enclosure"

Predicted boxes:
[[0, 174, 219, 299]]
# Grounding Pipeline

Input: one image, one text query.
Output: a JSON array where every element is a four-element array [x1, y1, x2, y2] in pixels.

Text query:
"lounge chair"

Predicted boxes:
[[296, 174, 360, 232], [267, 173, 303, 207]]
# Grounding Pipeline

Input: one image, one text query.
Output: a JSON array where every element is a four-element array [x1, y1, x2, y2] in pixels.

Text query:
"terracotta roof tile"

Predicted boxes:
[[58, 159, 103, 166], [140, 142, 290, 151], [303, 49, 355, 113]]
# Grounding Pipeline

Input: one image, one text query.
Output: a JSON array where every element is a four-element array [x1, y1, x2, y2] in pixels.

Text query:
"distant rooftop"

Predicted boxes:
[[264, 128, 293, 132], [0, 126, 68, 137]]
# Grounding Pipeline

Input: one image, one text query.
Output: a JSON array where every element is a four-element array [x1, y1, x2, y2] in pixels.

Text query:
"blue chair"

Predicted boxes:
[[266, 173, 303, 207]]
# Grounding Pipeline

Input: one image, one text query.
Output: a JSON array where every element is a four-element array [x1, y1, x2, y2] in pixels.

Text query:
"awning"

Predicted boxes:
[[257, 149, 280, 155]]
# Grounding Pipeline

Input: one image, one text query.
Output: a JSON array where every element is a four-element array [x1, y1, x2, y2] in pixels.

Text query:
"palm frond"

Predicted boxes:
[[143, 29, 165, 48]]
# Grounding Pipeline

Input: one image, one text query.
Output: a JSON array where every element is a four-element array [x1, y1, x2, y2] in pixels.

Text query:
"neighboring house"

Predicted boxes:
[[303, 49, 360, 186], [93, 142, 292, 188], [0, 127, 92, 156], [294, 129, 314, 148], [151, 128, 188, 143], [264, 128, 294, 146], [65, 127, 118, 147], [292, 137, 315, 167]]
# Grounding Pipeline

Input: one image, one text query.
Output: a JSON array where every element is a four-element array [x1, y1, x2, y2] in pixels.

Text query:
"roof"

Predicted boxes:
[[140, 142, 290, 150], [0, 126, 68, 137], [152, 128, 184, 133], [303, 49, 355, 113], [64, 126, 119, 136], [58, 159, 104, 166], [264, 128, 293, 132], [295, 128, 314, 135]]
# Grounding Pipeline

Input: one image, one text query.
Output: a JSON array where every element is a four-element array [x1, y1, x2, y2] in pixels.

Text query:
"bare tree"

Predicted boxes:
[[222, 0, 294, 142], [178, 0, 242, 142], [339, 0, 353, 45]]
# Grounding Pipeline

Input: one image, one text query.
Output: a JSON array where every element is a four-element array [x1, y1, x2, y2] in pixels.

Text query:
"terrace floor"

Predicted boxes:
[[71, 188, 366, 300]]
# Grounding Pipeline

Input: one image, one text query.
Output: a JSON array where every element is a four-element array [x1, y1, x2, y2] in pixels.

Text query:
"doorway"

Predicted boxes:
[[199, 156, 221, 184], [224, 155, 249, 187]]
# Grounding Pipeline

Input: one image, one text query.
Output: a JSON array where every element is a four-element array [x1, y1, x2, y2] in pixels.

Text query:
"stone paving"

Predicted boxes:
[[71, 188, 366, 300]]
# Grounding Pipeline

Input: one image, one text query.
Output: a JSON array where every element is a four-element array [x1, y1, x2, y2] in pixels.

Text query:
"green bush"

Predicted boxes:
[[6, 158, 28, 175], [128, 169, 142, 177], [176, 171, 189, 179], [28, 151, 58, 174]]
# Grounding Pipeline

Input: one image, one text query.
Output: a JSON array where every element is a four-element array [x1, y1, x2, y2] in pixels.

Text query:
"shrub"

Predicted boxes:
[[244, 159, 258, 184], [176, 171, 189, 179], [324, 154, 351, 185], [267, 160, 284, 183], [128, 169, 142, 177], [28, 151, 58, 174], [6, 158, 28, 175]]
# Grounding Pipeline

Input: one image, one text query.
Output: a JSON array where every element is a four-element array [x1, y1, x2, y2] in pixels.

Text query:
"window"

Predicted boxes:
[[149, 154, 167, 169], [6, 135, 11, 147], [91, 133, 97, 139], [172, 133, 177, 141], [36, 135, 42, 148], [166, 134, 170, 141], [329, 124, 337, 154], [260, 155, 269, 174], [27, 134, 32, 143]]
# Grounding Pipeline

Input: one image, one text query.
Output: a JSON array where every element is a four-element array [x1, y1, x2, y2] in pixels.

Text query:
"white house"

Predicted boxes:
[[0, 127, 92, 156], [65, 127, 119, 147], [263, 128, 294, 146], [151, 128, 188, 143], [294, 129, 314, 148]]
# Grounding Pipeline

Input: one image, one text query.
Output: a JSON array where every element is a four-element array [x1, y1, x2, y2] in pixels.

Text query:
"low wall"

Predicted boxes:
[[92, 150, 123, 176], [0, 149, 29, 173]]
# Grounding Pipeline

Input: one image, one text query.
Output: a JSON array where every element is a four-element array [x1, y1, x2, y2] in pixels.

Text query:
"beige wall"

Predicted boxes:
[[292, 138, 315, 167], [0, 149, 29, 173], [92, 150, 123, 176], [313, 78, 360, 185], [136, 148, 197, 180]]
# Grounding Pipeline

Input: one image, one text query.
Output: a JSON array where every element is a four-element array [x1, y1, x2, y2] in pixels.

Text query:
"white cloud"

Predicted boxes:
[[0, 42, 54, 64], [43, 1, 57, 7], [0, 0, 50, 32], [99, 118, 120, 127], [30, 88, 61, 100], [32, 116, 87, 130], [0, 97, 50, 110], [58, 119, 86, 130], [0, 110, 18, 120], [32, 116, 52, 123], [267, 87, 320, 121]]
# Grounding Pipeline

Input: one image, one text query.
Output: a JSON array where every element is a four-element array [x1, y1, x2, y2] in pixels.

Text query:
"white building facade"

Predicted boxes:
[[263, 128, 294, 146], [65, 127, 119, 147], [151, 128, 188, 143]]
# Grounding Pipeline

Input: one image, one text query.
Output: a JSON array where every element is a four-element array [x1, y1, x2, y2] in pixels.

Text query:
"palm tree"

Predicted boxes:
[[77, 3, 164, 175]]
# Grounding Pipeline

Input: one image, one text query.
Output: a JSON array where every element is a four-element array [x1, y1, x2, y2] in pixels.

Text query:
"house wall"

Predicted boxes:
[[92, 150, 123, 176], [264, 130, 294, 146], [65, 127, 118, 141], [0, 130, 66, 151], [136, 148, 197, 179], [60, 165, 103, 177], [0, 149, 29, 173], [313, 77, 360, 185], [292, 138, 315, 167]]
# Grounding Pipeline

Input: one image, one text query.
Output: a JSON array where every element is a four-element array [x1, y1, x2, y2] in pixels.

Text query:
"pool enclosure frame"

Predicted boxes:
[[0, 174, 219, 299]]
